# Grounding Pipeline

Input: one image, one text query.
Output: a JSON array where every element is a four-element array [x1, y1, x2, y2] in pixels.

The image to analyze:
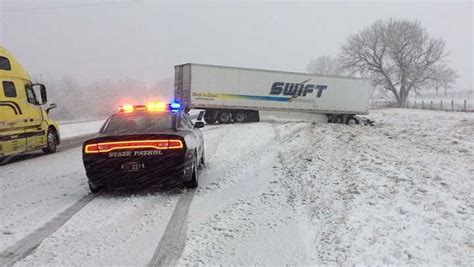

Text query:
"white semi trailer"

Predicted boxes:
[[174, 63, 372, 124]]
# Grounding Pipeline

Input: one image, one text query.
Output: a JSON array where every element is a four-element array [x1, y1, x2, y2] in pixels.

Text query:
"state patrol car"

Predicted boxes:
[[82, 102, 205, 192]]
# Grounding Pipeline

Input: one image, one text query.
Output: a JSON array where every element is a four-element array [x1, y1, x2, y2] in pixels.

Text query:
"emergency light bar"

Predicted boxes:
[[118, 101, 181, 113]]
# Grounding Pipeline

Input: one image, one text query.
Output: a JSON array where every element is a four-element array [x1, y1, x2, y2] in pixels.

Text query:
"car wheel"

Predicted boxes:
[[217, 111, 232, 124], [184, 159, 199, 188], [88, 180, 102, 193], [234, 112, 246, 123], [42, 129, 58, 154], [199, 150, 206, 169]]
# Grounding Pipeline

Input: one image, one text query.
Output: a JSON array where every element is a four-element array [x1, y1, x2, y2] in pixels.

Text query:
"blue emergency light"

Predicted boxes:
[[170, 102, 181, 112]]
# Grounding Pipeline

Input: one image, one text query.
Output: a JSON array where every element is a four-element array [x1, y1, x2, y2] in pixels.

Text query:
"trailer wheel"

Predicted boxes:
[[234, 112, 247, 123], [346, 116, 359, 125], [217, 111, 232, 124], [333, 116, 344, 124], [204, 110, 218, 124], [327, 115, 334, 123]]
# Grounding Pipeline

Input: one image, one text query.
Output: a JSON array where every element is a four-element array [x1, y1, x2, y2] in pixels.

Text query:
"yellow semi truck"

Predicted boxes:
[[0, 46, 60, 160]]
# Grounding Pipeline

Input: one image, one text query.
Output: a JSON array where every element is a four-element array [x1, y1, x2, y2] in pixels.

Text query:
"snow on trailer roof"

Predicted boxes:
[[175, 63, 368, 81]]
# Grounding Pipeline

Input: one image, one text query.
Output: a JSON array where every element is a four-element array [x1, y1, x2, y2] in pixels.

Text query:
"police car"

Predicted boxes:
[[82, 102, 205, 192]]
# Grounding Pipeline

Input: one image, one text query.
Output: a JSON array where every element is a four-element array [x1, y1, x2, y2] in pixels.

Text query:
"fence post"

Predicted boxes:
[[422, 100, 424, 109], [464, 100, 467, 111], [430, 100, 433, 109], [440, 100, 443, 110], [451, 100, 454, 111]]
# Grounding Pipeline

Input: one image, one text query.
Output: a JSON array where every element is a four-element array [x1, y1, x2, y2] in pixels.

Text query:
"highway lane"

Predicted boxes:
[[1, 120, 315, 266], [0, 123, 217, 266]]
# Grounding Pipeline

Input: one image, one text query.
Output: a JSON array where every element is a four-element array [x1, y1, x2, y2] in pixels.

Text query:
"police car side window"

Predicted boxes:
[[2, 81, 16, 97]]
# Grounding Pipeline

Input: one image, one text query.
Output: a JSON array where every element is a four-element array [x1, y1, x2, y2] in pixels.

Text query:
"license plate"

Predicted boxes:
[[121, 162, 145, 172]]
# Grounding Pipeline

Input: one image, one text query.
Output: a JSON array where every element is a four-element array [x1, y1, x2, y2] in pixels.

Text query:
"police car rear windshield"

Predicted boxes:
[[102, 113, 173, 134]]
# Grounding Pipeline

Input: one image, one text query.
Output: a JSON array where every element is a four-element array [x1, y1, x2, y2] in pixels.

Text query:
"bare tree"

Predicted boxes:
[[427, 64, 458, 96], [307, 56, 344, 76], [339, 19, 455, 107]]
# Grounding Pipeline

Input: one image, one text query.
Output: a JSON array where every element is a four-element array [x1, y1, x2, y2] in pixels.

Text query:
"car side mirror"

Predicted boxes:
[[46, 103, 57, 114], [39, 84, 47, 104], [197, 111, 205, 121], [194, 121, 204, 128]]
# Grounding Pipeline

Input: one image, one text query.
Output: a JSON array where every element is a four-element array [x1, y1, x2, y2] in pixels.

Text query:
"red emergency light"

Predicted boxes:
[[118, 101, 179, 113]]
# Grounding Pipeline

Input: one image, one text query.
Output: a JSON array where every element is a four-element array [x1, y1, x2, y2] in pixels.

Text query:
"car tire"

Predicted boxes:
[[199, 151, 205, 169], [184, 159, 199, 188], [88, 180, 102, 193], [42, 128, 58, 154], [217, 111, 232, 124]]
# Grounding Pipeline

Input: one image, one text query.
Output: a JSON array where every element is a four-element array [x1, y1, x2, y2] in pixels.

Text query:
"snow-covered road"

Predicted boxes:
[[0, 109, 472, 266]]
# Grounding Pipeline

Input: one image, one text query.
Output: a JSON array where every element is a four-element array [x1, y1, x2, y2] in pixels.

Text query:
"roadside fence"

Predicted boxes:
[[370, 99, 473, 112]]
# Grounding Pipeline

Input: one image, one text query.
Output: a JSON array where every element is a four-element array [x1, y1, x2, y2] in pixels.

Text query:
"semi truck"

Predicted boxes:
[[0, 46, 59, 162], [174, 63, 372, 124]]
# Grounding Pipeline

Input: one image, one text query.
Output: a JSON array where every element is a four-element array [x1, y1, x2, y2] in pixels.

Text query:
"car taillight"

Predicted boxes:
[[84, 139, 184, 154], [84, 143, 99, 153], [168, 140, 183, 149]]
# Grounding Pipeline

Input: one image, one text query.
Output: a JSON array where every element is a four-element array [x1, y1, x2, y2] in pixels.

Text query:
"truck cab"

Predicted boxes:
[[0, 46, 60, 160]]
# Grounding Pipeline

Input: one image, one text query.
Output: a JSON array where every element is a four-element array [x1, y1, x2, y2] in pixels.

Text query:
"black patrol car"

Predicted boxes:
[[82, 102, 205, 192]]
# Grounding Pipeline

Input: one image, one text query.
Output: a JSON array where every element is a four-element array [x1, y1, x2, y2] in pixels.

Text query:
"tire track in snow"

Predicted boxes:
[[177, 122, 314, 265], [276, 123, 363, 263], [0, 193, 96, 266], [149, 190, 195, 266]]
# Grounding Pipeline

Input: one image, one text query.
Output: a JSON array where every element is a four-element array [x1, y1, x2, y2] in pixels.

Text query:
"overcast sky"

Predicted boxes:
[[0, 0, 472, 93]]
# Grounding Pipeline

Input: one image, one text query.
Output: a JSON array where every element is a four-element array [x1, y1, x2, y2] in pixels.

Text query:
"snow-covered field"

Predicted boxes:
[[0, 109, 472, 265]]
